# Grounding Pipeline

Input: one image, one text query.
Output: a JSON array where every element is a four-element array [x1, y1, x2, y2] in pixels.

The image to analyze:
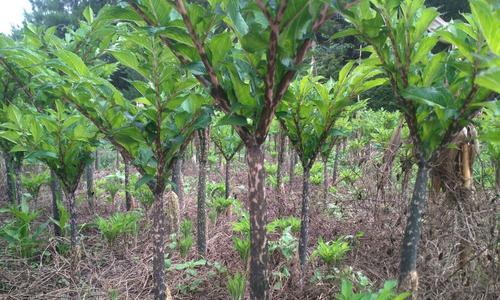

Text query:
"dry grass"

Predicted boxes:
[[0, 153, 497, 299]]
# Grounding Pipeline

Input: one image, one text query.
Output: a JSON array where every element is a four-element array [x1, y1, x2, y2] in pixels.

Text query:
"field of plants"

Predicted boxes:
[[0, 0, 498, 299]]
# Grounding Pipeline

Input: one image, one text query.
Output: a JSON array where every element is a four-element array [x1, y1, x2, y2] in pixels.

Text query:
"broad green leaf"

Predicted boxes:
[[470, 0, 500, 55], [412, 36, 438, 63], [439, 31, 473, 62], [135, 174, 154, 189], [110, 50, 139, 70], [96, 5, 143, 23], [332, 28, 359, 40], [26, 151, 58, 160], [229, 68, 254, 107], [11, 144, 28, 152], [208, 32, 231, 66], [113, 127, 145, 144], [217, 114, 248, 127], [475, 67, 500, 93], [54, 49, 90, 76], [422, 52, 445, 86], [30, 119, 42, 144], [0, 131, 20, 143], [83, 6, 94, 24], [413, 7, 438, 42], [401, 86, 452, 109], [226, 0, 249, 35]]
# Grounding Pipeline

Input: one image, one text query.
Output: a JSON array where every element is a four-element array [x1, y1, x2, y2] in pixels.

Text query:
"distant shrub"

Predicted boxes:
[[339, 168, 361, 186], [264, 162, 277, 176], [207, 181, 225, 198], [268, 227, 297, 261], [21, 171, 51, 200], [130, 174, 154, 208], [311, 173, 323, 185], [97, 173, 124, 203], [179, 219, 194, 258]]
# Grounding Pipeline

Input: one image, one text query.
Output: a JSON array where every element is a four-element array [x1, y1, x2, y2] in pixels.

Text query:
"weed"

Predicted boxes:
[[227, 272, 246, 300], [179, 219, 193, 258], [207, 181, 225, 198], [267, 216, 301, 234], [337, 279, 411, 300], [232, 236, 250, 265], [97, 173, 124, 203], [0, 200, 47, 257], [21, 171, 51, 201], [312, 237, 351, 267], [95, 211, 141, 246], [49, 199, 70, 236], [268, 227, 298, 261]]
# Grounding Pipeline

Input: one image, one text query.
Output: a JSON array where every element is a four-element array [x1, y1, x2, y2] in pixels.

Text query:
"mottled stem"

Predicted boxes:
[[399, 161, 428, 295], [197, 129, 208, 256], [247, 143, 268, 300], [299, 165, 311, 279]]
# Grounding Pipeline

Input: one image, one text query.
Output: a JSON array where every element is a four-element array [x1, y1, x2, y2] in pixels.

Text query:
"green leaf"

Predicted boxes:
[[73, 124, 95, 141], [470, 0, 500, 55], [226, 0, 249, 35], [30, 119, 42, 144], [413, 7, 438, 42], [62, 115, 81, 128], [402, 86, 453, 109], [181, 94, 205, 114], [83, 6, 94, 24], [10, 144, 27, 152], [229, 68, 254, 107], [6, 105, 23, 127], [422, 52, 445, 86], [412, 36, 438, 63], [0, 131, 20, 143], [361, 78, 388, 91], [135, 174, 153, 189], [217, 114, 248, 127], [208, 32, 231, 66], [26, 151, 58, 160], [439, 31, 473, 62], [475, 67, 500, 93], [394, 292, 412, 300], [331, 28, 359, 40], [110, 50, 139, 70], [338, 61, 355, 86], [54, 49, 90, 77], [113, 127, 145, 144], [341, 279, 353, 299], [96, 6, 143, 23]]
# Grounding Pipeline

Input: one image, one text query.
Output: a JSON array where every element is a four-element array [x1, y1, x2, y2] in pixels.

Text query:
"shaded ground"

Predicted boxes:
[[0, 151, 497, 299]]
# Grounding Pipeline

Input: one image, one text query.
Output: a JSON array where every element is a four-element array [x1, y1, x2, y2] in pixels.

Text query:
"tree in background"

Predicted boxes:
[[25, 0, 118, 34], [0, 103, 98, 258], [211, 115, 243, 200], [425, 0, 470, 20], [277, 62, 384, 280], [0, 73, 24, 205]]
